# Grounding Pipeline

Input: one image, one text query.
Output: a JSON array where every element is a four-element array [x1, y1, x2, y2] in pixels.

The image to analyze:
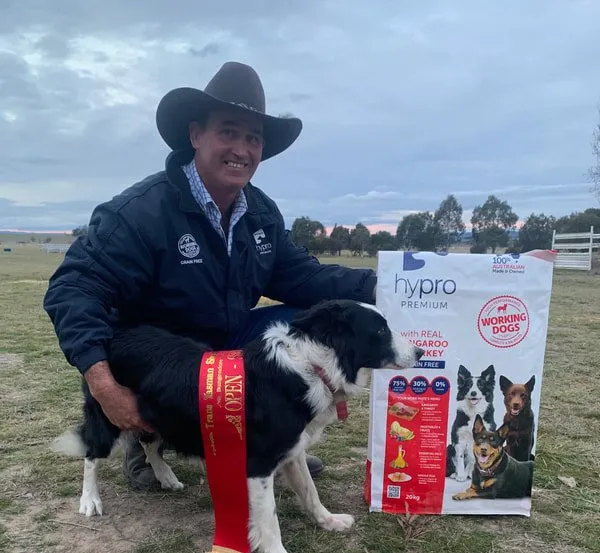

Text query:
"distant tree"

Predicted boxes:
[[329, 224, 351, 255], [471, 195, 518, 253], [434, 194, 465, 250], [396, 213, 429, 250], [396, 212, 440, 251], [517, 213, 556, 252], [350, 223, 371, 256], [30, 235, 36, 243], [44, 236, 52, 243], [589, 106, 600, 202], [366, 230, 397, 256], [72, 225, 89, 237], [327, 240, 339, 256], [554, 208, 600, 233], [290, 216, 325, 252], [312, 234, 331, 255]]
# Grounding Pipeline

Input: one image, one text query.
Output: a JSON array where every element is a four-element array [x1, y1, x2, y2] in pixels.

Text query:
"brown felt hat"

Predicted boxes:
[[156, 62, 303, 161]]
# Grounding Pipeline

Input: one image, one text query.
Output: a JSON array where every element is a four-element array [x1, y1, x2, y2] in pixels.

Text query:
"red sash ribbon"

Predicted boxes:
[[199, 350, 250, 553]]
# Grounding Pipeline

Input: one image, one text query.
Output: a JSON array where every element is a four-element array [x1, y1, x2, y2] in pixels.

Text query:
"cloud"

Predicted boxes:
[[0, 198, 98, 230], [189, 43, 222, 58], [1, 0, 600, 231]]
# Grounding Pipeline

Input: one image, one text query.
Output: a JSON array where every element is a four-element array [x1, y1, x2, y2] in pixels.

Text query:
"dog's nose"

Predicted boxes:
[[470, 391, 477, 396], [415, 348, 425, 360]]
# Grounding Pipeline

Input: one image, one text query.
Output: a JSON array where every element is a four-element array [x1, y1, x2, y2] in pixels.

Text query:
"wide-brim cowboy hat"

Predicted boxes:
[[155, 61, 303, 161]]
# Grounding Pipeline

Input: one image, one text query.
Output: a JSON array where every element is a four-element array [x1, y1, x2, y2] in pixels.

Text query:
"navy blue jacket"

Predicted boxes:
[[43, 150, 377, 374]]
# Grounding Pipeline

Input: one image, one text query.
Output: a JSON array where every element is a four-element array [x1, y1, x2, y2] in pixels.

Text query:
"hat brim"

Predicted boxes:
[[156, 87, 302, 161]]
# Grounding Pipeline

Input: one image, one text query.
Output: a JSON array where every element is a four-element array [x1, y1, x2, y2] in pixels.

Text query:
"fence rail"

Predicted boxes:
[[40, 243, 70, 254], [551, 226, 599, 271]]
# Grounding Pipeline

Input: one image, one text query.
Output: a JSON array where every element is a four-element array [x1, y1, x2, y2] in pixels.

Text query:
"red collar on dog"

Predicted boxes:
[[313, 365, 348, 422]]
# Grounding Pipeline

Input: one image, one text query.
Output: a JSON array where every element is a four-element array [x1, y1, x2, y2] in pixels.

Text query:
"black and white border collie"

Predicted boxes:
[[446, 364, 496, 482], [52, 299, 422, 553]]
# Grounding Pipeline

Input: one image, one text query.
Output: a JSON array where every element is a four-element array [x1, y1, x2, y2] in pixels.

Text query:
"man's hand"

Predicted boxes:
[[84, 361, 154, 433]]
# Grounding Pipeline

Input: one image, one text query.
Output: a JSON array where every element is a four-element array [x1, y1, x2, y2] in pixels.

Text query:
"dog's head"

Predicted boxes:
[[499, 375, 535, 416], [456, 364, 495, 406], [472, 414, 508, 470], [290, 299, 423, 385]]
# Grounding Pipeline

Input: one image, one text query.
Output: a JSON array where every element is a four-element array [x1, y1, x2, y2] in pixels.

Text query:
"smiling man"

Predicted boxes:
[[43, 62, 377, 491]]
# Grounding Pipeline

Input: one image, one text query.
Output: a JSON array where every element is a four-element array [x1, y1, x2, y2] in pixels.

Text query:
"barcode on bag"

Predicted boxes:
[[386, 485, 401, 499]]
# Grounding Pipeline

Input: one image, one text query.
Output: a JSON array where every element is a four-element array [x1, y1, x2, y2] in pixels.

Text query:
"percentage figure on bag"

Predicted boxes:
[[431, 376, 450, 395], [389, 376, 408, 394], [410, 377, 429, 395]]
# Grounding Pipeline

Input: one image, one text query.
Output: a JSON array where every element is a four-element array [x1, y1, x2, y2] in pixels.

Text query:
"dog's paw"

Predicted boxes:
[[452, 492, 471, 501], [79, 492, 103, 516], [320, 513, 355, 532], [161, 477, 184, 491], [455, 473, 468, 482], [153, 466, 185, 491]]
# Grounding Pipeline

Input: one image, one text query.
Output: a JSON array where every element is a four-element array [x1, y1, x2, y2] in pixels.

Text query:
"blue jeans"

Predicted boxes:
[[225, 305, 302, 349]]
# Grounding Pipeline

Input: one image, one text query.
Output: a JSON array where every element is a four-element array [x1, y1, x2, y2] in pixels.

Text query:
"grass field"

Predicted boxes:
[[0, 246, 599, 553]]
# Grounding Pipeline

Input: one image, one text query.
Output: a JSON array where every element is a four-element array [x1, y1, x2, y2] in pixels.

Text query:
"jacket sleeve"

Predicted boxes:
[[263, 210, 377, 308], [43, 201, 154, 374]]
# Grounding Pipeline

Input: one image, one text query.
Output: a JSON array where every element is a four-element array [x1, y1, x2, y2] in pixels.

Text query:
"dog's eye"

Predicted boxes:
[[377, 327, 386, 336]]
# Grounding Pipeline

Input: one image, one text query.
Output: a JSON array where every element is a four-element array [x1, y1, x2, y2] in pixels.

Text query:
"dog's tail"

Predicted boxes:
[[50, 427, 86, 457]]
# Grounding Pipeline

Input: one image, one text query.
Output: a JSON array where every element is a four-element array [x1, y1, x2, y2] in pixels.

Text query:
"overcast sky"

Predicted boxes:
[[1, 0, 600, 233]]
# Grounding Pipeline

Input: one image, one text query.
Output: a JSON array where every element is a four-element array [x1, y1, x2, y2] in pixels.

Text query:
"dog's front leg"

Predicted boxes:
[[454, 450, 467, 481], [248, 474, 288, 553], [79, 458, 103, 516], [281, 453, 355, 532], [464, 448, 475, 481], [140, 438, 184, 490], [455, 441, 469, 482]]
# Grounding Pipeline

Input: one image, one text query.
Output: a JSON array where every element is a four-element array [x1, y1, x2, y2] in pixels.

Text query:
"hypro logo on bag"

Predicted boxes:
[[365, 250, 555, 516]]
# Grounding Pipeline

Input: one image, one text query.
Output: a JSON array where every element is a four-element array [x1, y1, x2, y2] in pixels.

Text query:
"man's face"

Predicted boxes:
[[189, 108, 264, 193]]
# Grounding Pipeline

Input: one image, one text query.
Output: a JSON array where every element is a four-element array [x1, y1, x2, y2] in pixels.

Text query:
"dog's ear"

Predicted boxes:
[[499, 375, 512, 393], [290, 302, 348, 335], [458, 365, 470, 382], [290, 303, 327, 333], [482, 365, 495, 382], [473, 414, 485, 435], [497, 423, 510, 441], [525, 375, 535, 393]]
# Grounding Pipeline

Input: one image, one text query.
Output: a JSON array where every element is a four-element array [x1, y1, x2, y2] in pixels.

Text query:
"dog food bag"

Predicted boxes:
[[364, 250, 556, 516]]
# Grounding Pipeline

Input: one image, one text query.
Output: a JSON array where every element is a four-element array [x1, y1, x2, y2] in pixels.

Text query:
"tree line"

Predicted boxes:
[[289, 194, 600, 256], [70, 195, 600, 256]]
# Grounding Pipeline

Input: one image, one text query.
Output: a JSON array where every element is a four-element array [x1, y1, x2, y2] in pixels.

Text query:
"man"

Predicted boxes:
[[43, 61, 377, 491]]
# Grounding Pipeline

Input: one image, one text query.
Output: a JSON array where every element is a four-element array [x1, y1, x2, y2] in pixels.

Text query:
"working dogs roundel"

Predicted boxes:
[[477, 295, 530, 348]]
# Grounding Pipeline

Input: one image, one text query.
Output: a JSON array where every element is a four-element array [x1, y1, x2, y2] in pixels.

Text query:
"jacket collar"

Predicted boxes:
[[165, 150, 268, 216]]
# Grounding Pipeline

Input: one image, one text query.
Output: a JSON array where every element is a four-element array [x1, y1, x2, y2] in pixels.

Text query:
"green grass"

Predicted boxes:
[[0, 248, 599, 552]]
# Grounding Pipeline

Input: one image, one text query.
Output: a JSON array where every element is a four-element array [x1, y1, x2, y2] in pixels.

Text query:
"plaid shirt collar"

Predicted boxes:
[[181, 159, 248, 255]]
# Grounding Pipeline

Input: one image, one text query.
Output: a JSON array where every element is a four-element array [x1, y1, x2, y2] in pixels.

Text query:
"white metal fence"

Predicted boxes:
[[40, 243, 70, 254], [551, 226, 599, 271]]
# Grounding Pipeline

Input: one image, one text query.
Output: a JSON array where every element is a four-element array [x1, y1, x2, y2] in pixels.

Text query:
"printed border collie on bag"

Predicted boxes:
[[364, 250, 556, 516]]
